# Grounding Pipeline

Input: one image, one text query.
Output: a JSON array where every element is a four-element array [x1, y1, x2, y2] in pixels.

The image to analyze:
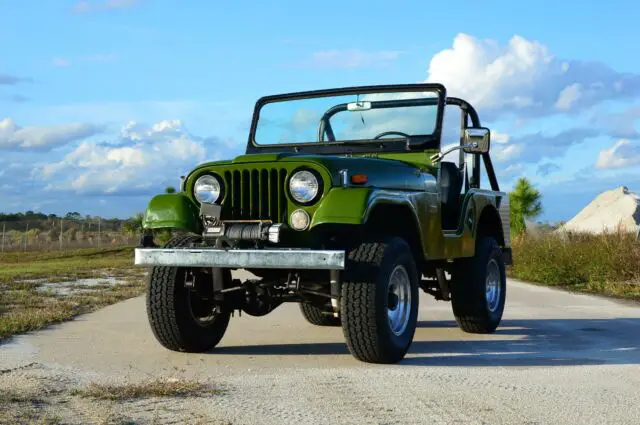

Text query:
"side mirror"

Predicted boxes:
[[462, 127, 490, 154]]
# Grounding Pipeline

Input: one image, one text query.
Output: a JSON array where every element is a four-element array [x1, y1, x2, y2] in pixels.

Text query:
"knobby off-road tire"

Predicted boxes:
[[299, 303, 341, 327], [340, 237, 419, 364], [146, 234, 231, 352], [450, 236, 506, 333]]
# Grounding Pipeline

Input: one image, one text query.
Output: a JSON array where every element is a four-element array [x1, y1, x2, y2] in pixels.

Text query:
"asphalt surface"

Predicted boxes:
[[2, 275, 640, 424]]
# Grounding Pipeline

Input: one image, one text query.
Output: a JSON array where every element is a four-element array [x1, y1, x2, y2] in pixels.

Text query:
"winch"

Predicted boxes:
[[204, 221, 282, 244]]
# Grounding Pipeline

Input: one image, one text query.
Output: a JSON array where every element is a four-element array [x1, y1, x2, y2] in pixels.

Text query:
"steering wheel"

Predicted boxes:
[[373, 131, 410, 139]]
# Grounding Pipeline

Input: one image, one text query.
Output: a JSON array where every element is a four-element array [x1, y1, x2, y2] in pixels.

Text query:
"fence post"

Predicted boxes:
[[59, 219, 63, 250], [1, 222, 4, 253], [98, 218, 101, 246], [24, 222, 28, 252]]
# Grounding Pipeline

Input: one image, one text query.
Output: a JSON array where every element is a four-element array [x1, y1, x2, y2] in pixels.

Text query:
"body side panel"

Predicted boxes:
[[436, 189, 509, 259]]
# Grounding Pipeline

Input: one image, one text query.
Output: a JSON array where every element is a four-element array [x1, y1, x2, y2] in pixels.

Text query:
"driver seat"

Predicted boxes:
[[438, 161, 463, 230]]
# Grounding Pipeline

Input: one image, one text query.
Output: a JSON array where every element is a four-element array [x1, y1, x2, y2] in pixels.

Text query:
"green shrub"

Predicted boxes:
[[510, 230, 640, 299]]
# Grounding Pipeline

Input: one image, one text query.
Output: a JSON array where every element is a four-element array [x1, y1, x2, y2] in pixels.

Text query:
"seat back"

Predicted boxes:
[[438, 161, 463, 230]]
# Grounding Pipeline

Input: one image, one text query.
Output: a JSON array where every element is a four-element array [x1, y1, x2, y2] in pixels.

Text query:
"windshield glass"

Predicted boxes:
[[253, 89, 441, 145]]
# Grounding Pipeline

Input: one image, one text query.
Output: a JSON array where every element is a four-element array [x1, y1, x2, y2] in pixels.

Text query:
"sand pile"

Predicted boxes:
[[557, 186, 640, 234]]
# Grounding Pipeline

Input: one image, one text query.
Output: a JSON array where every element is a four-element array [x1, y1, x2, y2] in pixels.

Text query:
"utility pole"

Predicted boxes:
[[1, 222, 5, 253], [24, 222, 28, 252], [98, 218, 101, 246], [59, 219, 63, 250]]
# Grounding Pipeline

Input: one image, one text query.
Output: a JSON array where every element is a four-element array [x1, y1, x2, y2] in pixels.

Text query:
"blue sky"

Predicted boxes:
[[1, 0, 639, 222]]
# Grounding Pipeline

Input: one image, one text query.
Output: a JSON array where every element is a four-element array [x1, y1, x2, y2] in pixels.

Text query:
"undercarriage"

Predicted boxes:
[[137, 234, 455, 322], [179, 265, 342, 318]]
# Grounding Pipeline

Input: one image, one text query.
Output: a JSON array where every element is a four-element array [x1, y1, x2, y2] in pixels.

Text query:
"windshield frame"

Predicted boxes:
[[246, 83, 447, 155]]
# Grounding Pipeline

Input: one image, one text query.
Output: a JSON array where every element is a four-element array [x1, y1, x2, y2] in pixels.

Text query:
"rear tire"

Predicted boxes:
[[450, 236, 506, 333], [340, 237, 419, 364], [299, 303, 341, 327], [146, 234, 231, 352]]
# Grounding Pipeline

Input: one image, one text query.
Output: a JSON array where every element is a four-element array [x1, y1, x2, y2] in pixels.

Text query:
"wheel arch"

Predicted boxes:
[[364, 201, 425, 265], [475, 205, 505, 247]]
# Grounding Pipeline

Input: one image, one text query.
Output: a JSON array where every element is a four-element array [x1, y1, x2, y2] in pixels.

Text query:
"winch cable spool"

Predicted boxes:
[[225, 223, 263, 240]]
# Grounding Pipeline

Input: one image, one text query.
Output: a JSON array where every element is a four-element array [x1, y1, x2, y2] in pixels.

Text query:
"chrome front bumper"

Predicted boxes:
[[134, 248, 345, 270]]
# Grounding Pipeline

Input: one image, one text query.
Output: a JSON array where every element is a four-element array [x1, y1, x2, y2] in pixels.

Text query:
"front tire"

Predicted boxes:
[[340, 237, 419, 364], [450, 236, 506, 333], [146, 234, 231, 352], [299, 303, 341, 326]]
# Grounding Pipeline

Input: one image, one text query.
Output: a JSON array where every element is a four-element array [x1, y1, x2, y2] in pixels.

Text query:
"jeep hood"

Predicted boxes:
[[190, 152, 436, 191]]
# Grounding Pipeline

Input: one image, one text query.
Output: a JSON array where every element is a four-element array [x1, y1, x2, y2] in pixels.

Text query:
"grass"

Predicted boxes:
[[509, 230, 640, 300], [0, 246, 146, 340], [72, 378, 219, 401], [0, 389, 62, 425], [0, 246, 136, 284]]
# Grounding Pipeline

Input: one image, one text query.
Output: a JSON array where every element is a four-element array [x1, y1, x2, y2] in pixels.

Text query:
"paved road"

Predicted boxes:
[[2, 276, 640, 424]]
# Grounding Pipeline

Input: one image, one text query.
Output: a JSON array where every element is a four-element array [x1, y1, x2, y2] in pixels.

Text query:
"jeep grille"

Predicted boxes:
[[222, 168, 288, 222]]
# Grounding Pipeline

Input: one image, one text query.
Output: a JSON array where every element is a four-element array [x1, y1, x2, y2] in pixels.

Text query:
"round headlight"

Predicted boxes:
[[194, 175, 222, 204], [289, 170, 320, 204]]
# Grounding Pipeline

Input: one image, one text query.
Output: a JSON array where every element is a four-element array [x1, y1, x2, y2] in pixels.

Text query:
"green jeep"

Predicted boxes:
[[135, 83, 512, 364]]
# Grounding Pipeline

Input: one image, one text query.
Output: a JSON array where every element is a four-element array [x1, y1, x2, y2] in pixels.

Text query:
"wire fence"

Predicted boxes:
[[0, 218, 139, 253]]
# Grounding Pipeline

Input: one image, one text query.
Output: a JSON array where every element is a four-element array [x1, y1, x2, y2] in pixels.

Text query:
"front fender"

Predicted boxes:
[[143, 193, 202, 234], [310, 187, 371, 227]]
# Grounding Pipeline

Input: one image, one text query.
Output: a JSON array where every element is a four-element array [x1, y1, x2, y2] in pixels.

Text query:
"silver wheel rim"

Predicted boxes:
[[485, 259, 501, 313], [387, 265, 412, 336]]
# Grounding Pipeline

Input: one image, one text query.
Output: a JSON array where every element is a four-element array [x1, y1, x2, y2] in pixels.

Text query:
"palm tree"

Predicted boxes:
[[509, 177, 543, 237]]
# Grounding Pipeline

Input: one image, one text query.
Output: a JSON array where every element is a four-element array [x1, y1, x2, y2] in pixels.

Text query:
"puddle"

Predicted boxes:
[[34, 277, 125, 296]]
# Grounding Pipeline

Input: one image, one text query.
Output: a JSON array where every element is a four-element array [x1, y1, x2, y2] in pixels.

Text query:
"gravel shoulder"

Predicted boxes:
[[2, 274, 640, 424]]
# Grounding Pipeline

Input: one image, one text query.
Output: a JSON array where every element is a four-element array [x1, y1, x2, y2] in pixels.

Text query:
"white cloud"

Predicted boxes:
[[494, 143, 524, 162], [121, 119, 186, 142], [425, 33, 640, 118], [554, 83, 582, 110], [589, 105, 640, 139], [503, 163, 525, 177], [299, 49, 403, 69], [495, 128, 600, 165], [491, 130, 510, 144], [0, 118, 102, 150], [596, 139, 640, 169], [35, 120, 238, 195]]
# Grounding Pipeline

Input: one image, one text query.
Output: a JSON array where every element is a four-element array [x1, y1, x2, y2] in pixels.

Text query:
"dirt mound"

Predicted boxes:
[[558, 186, 640, 234]]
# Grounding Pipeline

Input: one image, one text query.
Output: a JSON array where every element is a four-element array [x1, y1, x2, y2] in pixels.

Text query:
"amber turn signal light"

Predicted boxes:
[[350, 174, 368, 184]]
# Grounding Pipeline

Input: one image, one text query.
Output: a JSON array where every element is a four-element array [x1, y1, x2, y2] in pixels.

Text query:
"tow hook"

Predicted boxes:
[[139, 231, 156, 248]]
